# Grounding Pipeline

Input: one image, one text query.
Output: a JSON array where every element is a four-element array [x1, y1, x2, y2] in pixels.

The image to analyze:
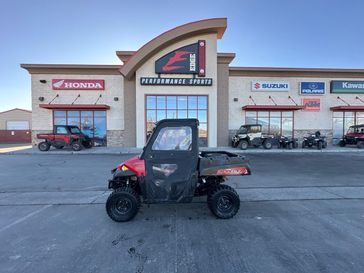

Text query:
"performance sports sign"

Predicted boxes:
[[155, 40, 206, 77], [140, 77, 212, 86], [52, 79, 105, 90], [251, 81, 290, 91]]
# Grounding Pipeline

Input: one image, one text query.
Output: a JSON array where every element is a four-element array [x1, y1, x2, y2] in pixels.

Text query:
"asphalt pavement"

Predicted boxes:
[[0, 153, 364, 273]]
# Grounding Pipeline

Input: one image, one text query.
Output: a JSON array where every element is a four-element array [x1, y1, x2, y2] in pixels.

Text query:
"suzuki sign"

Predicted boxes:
[[52, 79, 105, 90], [251, 81, 290, 91]]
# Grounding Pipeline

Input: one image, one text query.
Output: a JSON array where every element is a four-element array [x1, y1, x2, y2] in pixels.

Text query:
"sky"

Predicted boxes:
[[1, 0, 364, 112]]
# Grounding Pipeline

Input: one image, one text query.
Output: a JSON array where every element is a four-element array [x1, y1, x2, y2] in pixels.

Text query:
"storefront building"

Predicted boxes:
[[21, 18, 364, 147]]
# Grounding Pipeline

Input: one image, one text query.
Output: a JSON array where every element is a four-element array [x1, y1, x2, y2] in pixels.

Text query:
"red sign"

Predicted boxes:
[[303, 98, 320, 111], [155, 40, 206, 77], [52, 79, 105, 90]]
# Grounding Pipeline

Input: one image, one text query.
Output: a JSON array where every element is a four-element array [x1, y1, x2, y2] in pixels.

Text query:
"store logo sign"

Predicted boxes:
[[251, 81, 290, 91], [303, 98, 320, 111], [300, 82, 325, 95], [331, 80, 364, 93], [52, 79, 105, 90], [155, 40, 206, 77]]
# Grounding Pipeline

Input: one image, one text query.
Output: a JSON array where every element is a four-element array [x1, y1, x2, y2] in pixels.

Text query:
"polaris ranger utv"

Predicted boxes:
[[106, 119, 251, 222]]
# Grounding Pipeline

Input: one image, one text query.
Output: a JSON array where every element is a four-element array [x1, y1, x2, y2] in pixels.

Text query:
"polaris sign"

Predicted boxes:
[[300, 82, 325, 95], [331, 81, 364, 93], [252, 81, 290, 91]]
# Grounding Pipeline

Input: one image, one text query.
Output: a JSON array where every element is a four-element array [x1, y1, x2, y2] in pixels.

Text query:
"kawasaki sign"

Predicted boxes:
[[331, 81, 364, 93]]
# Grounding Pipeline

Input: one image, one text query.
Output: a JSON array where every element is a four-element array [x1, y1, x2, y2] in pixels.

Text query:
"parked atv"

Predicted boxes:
[[339, 124, 364, 149], [37, 125, 92, 151], [106, 119, 251, 222], [277, 135, 298, 149], [302, 131, 327, 150], [231, 124, 275, 150]]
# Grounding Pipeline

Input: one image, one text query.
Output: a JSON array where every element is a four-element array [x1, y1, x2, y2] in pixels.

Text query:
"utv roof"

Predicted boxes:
[[241, 124, 262, 127], [350, 124, 364, 128], [155, 118, 199, 126]]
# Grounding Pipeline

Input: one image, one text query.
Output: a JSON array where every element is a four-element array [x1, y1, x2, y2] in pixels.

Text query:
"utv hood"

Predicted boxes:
[[117, 155, 146, 177]]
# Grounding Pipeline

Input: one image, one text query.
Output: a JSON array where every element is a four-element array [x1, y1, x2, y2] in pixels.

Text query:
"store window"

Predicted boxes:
[[53, 110, 107, 146], [245, 111, 294, 137], [146, 95, 208, 146], [332, 111, 364, 144]]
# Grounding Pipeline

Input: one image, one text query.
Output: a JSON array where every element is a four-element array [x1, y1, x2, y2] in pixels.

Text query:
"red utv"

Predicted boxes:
[[105, 119, 251, 222], [37, 125, 92, 151], [339, 124, 364, 149]]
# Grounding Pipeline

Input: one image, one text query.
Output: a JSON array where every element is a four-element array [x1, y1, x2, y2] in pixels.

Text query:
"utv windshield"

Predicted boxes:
[[70, 127, 81, 134], [236, 126, 248, 134]]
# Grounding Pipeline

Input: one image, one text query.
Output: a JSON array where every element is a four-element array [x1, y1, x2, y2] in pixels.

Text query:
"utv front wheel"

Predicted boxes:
[[71, 141, 83, 151], [38, 141, 50, 152], [317, 141, 323, 150], [106, 187, 141, 222], [207, 185, 240, 219], [357, 141, 364, 149], [239, 140, 248, 150]]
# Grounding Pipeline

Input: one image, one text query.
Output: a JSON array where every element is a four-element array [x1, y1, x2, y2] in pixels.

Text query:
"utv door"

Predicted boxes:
[[142, 119, 199, 203]]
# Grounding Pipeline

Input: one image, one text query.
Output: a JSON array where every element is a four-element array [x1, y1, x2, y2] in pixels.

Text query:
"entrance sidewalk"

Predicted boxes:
[[1, 144, 363, 155]]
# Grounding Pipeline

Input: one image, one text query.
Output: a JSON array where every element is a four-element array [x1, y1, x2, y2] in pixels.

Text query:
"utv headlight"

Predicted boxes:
[[116, 164, 129, 171]]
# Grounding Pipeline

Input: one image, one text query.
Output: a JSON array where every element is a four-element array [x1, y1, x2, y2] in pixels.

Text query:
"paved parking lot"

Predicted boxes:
[[0, 153, 364, 273]]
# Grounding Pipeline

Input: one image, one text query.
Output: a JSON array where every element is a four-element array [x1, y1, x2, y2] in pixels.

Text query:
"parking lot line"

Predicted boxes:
[[0, 204, 51, 233]]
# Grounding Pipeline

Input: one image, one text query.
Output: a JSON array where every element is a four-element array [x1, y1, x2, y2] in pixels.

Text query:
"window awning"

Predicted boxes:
[[242, 105, 304, 111], [330, 106, 364, 111], [39, 104, 110, 110]]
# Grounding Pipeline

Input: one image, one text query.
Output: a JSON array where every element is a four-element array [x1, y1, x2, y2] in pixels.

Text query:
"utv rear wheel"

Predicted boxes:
[[357, 141, 364, 149], [207, 185, 240, 219], [263, 140, 272, 149], [71, 141, 83, 151], [239, 140, 248, 150], [106, 187, 141, 222], [38, 141, 50, 152]]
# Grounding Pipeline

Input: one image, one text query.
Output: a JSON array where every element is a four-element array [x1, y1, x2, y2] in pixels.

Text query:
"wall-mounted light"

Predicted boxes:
[[39, 80, 47, 84], [233, 98, 238, 102], [38, 96, 44, 101], [114, 97, 119, 101]]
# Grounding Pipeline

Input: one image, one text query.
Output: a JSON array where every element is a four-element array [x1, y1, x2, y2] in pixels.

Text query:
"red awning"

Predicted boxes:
[[330, 106, 364, 111], [242, 105, 304, 111], [39, 104, 110, 110]]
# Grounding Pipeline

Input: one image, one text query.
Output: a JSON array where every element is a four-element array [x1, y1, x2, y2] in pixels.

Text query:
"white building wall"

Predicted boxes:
[[229, 76, 364, 131], [31, 74, 124, 144]]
